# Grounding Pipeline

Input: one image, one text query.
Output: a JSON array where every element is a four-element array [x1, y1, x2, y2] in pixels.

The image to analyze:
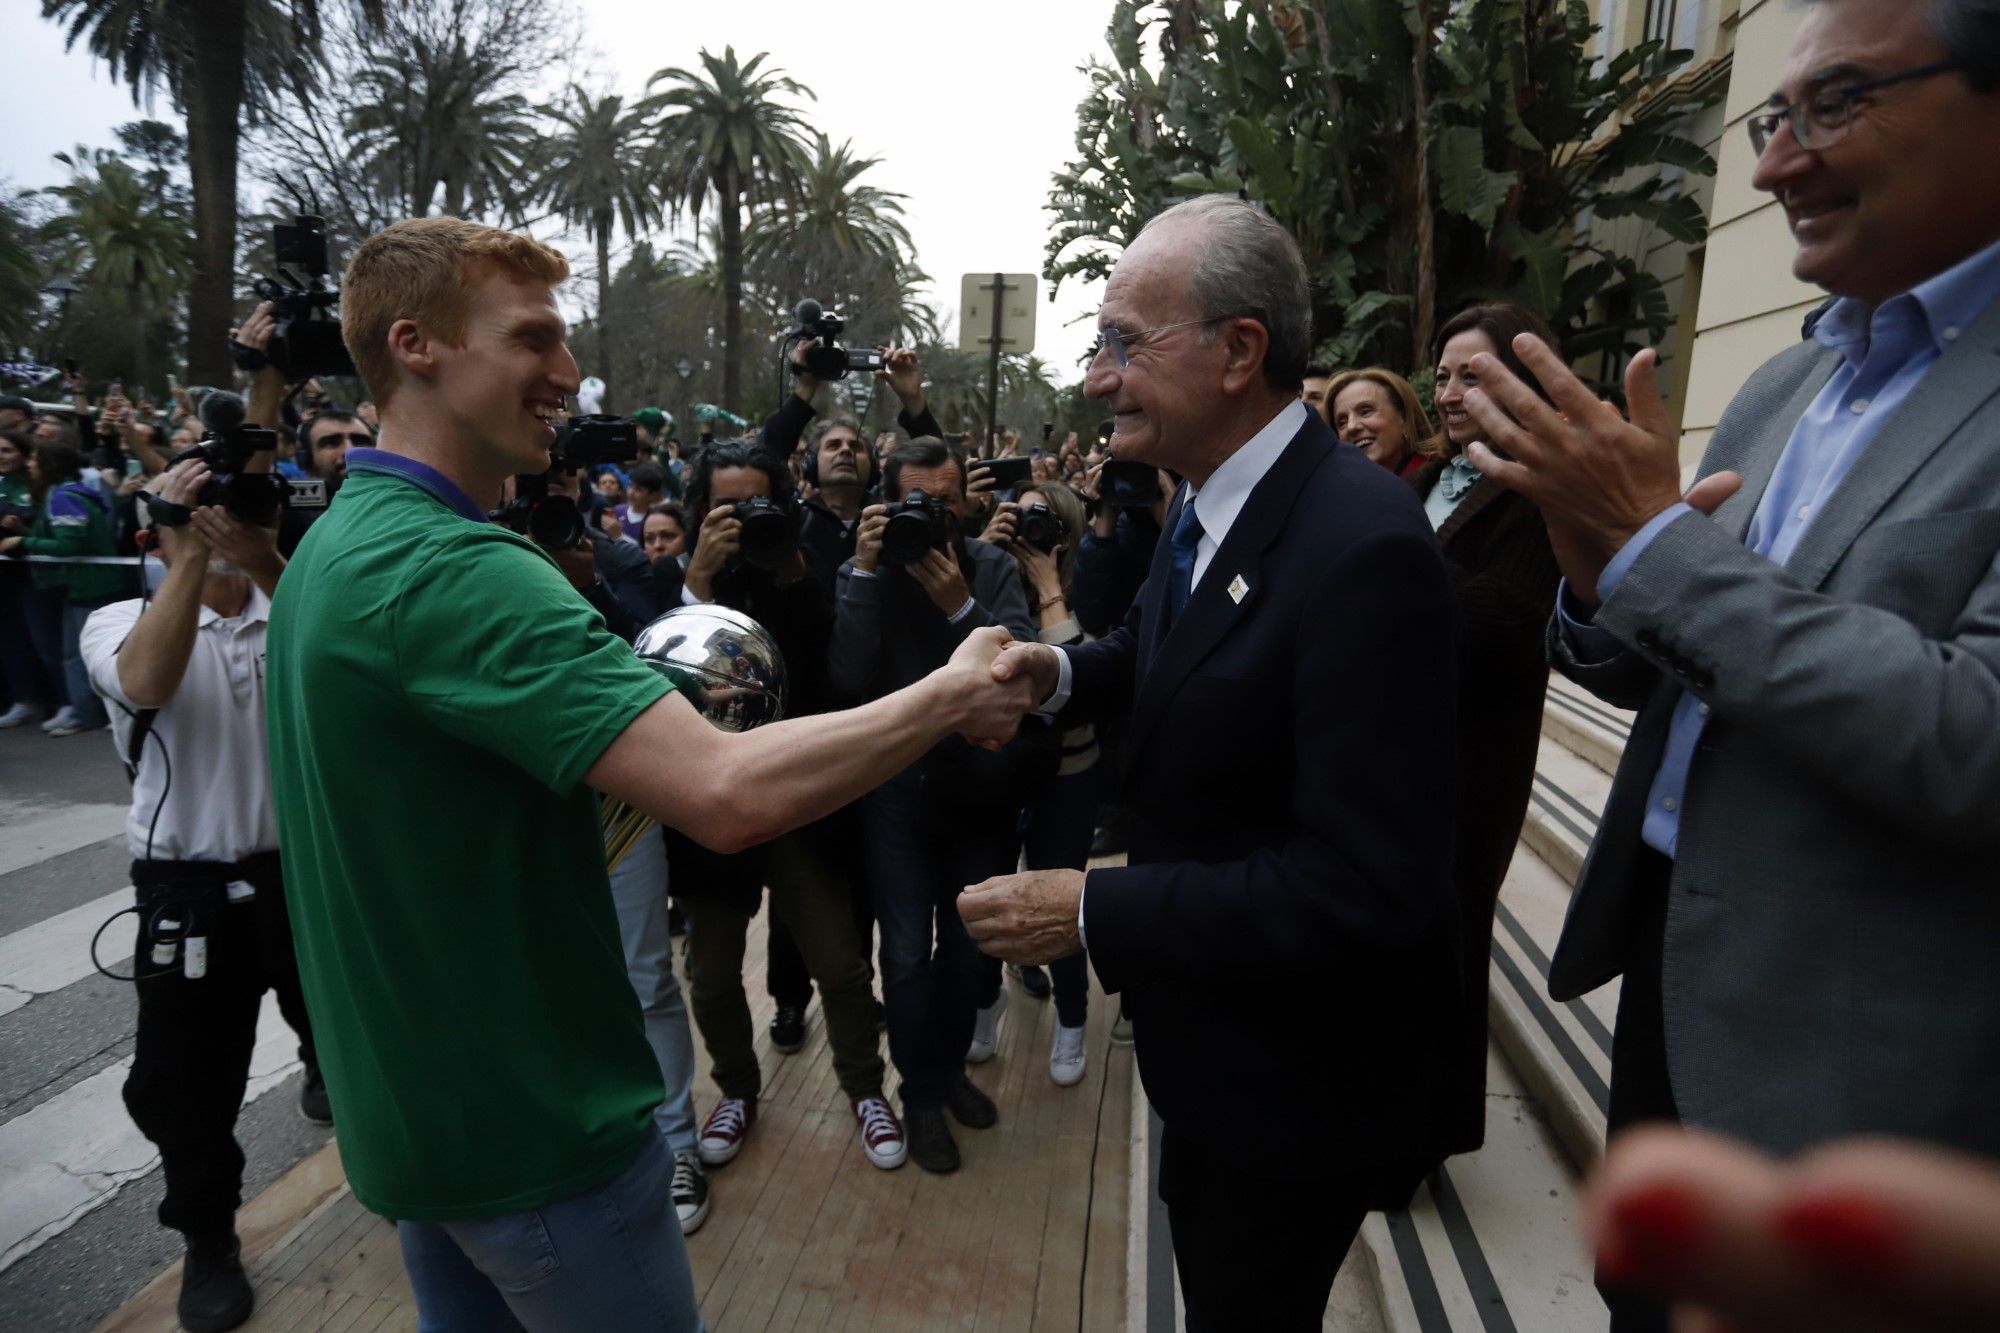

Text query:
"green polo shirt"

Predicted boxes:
[[266, 450, 673, 1220]]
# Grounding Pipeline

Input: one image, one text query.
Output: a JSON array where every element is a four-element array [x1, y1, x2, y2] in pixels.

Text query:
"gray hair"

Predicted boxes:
[[1802, 0, 2000, 91], [1137, 194, 1313, 391], [809, 412, 862, 447]]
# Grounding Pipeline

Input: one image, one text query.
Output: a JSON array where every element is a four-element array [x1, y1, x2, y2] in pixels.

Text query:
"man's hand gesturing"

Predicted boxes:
[[941, 626, 1035, 748]]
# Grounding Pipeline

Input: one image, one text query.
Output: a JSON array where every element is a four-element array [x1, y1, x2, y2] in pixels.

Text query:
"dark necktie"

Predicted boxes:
[[1165, 498, 1204, 628]]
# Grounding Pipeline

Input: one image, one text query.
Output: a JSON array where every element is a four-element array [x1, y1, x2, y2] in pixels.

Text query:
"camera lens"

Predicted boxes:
[[733, 499, 800, 570], [528, 495, 586, 550]]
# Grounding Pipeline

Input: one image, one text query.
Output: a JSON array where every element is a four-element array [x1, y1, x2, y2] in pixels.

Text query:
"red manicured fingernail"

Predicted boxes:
[[1774, 1194, 1907, 1279], [1604, 1183, 1705, 1279]]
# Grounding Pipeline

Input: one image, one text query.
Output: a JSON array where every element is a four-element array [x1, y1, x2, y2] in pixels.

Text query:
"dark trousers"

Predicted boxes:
[[768, 811, 873, 1009], [0, 567, 57, 711], [765, 914, 814, 1010], [1600, 849, 1681, 1333], [864, 775, 1014, 1109], [1160, 1128, 1369, 1331], [122, 855, 318, 1239]]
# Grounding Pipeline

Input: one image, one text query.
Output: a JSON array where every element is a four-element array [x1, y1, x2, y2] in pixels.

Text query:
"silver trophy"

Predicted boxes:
[[602, 605, 789, 867]]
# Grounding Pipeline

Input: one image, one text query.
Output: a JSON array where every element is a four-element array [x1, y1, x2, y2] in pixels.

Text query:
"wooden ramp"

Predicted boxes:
[[97, 903, 1134, 1331]]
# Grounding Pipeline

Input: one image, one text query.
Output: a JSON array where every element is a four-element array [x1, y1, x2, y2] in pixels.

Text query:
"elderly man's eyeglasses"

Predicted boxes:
[[1747, 61, 1959, 154], [1090, 309, 1268, 369]]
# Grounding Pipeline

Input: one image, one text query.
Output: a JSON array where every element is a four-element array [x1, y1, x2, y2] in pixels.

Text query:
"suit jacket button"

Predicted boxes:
[[1637, 630, 1660, 650]]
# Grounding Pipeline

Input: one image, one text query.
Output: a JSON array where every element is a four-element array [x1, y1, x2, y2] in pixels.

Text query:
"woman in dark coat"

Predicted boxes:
[[1409, 304, 1563, 1154]]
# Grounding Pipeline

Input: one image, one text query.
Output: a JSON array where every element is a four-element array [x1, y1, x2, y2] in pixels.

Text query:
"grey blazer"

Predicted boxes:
[[1547, 295, 2000, 1159]]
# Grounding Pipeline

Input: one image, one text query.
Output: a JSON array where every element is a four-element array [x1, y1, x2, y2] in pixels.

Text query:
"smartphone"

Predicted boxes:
[[976, 456, 1034, 491], [1101, 459, 1161, 508]]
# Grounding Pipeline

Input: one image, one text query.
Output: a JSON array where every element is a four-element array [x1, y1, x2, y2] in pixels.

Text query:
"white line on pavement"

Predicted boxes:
[[0, 887, 136, 1019], [0, 801, 128, 878], [0, 991, 303, 1272]]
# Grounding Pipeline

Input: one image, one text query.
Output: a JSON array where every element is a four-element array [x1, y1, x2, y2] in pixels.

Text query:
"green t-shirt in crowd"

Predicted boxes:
[[266, 454, 673, 1221]]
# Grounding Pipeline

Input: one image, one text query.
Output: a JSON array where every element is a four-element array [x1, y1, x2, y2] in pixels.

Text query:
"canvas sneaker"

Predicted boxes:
[[40, 706, 78, 733], [672, 1151, 710, 1234], [851, 1094, 907, 1170], [697, 1098, 756, 1166], [0, 703, 43, 728]]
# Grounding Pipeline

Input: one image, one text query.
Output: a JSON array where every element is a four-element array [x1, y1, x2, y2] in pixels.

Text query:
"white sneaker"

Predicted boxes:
[[851, 1094, 907, 1170], [0, 703, 42, 728], [967, 988, 1007, 1064], [48, 716, 100, 738], [1110, 1004, 1134, 1046], [40, 707, 77, 733], [1049, 1022, 1088, 1087]]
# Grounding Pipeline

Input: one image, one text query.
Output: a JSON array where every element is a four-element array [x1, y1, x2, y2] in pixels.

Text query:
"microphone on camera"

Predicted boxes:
[[793, 299, 823, 334], [197, 389, 249, 436]]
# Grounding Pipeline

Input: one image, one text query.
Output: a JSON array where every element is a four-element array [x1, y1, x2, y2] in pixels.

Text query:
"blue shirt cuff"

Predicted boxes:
[[1555, 581, 1626, 664], [1597, 503, 1692, 603]]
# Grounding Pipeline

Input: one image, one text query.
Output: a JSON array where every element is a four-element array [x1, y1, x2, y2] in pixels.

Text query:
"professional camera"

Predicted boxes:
[[727, 496, 802, 570], [785, 299, 886, 382], [880, 488, 950, 566], [1015, 501, 1068, 554], [148, 391, 327, 530], [492, 414, 639, 550], [237, 215, 355, 380], [1100, 460, 1161, 509]]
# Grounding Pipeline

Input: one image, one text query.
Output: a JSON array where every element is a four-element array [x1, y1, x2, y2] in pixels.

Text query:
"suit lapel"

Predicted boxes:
[[1785, 299, 2000, 589], [1709, 350, 1841, 544], [1126, 424, 1330, 760]]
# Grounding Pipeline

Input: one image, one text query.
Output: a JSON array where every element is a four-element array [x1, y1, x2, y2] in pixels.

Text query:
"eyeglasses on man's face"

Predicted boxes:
[[1090, 308, 1269, 369], [1747, 60, 1959, 155]]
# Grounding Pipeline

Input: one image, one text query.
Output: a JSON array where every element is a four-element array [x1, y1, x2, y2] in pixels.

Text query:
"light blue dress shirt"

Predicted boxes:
[[1559, 235, 2000, 858]]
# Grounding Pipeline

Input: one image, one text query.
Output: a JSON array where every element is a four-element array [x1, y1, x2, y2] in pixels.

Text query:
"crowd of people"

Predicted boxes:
[[6, 3, 2000, 1330]]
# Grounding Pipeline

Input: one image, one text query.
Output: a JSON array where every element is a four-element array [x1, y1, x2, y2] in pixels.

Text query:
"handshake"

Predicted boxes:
[[933, 629, 1066, 749]]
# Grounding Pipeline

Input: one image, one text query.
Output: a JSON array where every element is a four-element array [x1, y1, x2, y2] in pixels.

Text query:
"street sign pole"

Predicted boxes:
[[984, 273, 1004, 454], [958, 272, 1039, 456]]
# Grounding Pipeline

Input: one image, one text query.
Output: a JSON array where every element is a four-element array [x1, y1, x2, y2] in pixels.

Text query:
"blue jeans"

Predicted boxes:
[[864, 773, 1016, 1108], [62, 599, 110, 726], [397, 1132, 704, 1332], [608, 825, 698, 1157], [21, 581, 67, 711], [1020, 763, 1102, 1030]]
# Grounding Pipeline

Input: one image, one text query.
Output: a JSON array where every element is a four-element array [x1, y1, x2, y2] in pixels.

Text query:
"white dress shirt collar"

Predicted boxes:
[[1182, 398, 1309, 586]]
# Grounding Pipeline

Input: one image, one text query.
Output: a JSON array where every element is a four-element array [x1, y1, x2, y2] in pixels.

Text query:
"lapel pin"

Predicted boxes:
[[1228, 574, 1249, 604]]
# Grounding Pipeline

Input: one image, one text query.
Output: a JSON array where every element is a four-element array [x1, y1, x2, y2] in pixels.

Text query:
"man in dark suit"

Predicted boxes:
[[959, 195, 1461, 1329]]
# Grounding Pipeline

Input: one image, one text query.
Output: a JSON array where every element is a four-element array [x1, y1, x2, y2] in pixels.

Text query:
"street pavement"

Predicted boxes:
[[0, 719, 331, 1331]]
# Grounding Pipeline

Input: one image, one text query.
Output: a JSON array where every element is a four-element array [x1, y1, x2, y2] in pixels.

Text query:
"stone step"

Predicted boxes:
[[1541, 675, 1634, 781], [1521, 731, 1612, 888], [1360, 1048, 1604, 1332], [1489, 843, 1617, 1172]]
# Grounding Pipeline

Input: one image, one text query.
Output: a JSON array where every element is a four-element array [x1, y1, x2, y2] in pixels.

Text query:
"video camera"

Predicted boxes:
[[786, 299, 885, 382], [235, 215, 355, 379], [880, 488, 951, 566], [492, 414, 639, 550], [147, 391, 328, 530]]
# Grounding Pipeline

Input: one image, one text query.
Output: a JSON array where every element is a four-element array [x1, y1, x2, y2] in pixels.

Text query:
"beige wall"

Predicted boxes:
[[1675, 0, 1817, 473]]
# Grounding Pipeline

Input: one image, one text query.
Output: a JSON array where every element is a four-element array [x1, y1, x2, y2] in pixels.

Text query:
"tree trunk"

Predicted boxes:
[[129, 274, 149, 397], [595, 213, 611, 409], [181, 0, 248, 389], [719, 158, 744, 412], [1411, 0, 1438, 372]]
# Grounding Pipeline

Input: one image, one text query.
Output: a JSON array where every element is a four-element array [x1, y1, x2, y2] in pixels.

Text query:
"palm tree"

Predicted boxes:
[[746, 135, 913, 278], [644, 47, 813, 411], [0, 192, 44, 357], [42, 147, 191, 391], [346, 34, 541, 222], [41, 0, 382, 387], [536, 85, 664, 406]]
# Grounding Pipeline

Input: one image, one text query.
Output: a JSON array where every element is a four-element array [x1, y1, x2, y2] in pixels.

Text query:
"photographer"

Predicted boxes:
[[78, 457, 327, 1333], [827, 437, 1040, 1173], [266, 217, 1032, 1330], [665, 438, 905, 1177]]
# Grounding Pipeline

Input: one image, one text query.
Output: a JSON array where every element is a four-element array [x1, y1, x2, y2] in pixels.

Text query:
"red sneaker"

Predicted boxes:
[[851, 1094, 907, 1170], [698, 1098, 756, 1166]]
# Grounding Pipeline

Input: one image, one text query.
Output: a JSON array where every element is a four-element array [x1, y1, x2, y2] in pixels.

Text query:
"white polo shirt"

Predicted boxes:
[[80, 589, 278, 866]]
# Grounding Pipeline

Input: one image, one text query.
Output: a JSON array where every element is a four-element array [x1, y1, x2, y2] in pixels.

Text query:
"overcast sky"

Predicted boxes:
[[0, 1, 1116, 384]]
